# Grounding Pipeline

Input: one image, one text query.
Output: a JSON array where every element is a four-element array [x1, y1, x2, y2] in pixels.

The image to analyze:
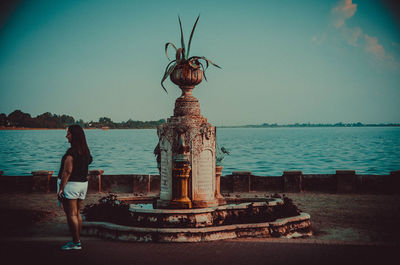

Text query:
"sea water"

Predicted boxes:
[[0, 127, 399, 176]]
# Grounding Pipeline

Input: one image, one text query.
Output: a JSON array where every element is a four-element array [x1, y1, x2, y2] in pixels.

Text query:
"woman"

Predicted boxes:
[[57, 124, 92, 250]]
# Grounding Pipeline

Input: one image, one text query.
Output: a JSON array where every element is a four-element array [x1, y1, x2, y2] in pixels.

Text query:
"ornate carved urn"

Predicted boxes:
[[170, 64, 203, 88], [169, 65, 204, 118]]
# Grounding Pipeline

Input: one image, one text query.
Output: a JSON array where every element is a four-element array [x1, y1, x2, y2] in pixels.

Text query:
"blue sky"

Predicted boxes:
[[0, 0, 399, 125]]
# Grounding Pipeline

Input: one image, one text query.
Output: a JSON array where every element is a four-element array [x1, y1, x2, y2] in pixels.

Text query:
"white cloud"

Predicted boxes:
[[365, 34, 387, 59], [332, 0, 357, 28], [342, 26, 362, 46], [325, 0, 397, 66], [364, 35, 399, 69]]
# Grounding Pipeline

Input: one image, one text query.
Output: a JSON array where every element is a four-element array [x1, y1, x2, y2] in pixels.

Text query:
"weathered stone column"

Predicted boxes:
[[283, 170, 303, 192], [88, 169, 104, 193], [31, 170, 54, 192]]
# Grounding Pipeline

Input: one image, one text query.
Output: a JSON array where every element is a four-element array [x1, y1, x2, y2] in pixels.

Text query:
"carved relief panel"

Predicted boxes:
[[190, 125, 216, 202], [159, 135, 172, 201]]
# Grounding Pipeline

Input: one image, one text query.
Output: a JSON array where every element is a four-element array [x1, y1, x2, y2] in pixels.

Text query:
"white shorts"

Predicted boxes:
[[57, 179, 88, 200]]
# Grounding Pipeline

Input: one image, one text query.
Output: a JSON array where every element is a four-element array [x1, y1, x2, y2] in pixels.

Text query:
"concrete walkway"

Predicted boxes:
[[1, 192, 400, 264], [1, 236, 398, 265]]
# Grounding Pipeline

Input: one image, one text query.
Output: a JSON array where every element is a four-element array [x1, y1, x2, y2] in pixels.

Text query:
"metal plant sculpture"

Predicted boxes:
[[161, 15, 221, 93], [216, 143, 230, 166]]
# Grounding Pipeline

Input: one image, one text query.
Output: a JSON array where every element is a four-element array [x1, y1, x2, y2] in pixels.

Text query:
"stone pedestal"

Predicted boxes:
[[157, 85, 218, 209], [88, 169, 104, 193], [169, 155, 192, 208], [31, 170, 54, 192], [283, 171, 303, 192], [336, 170, 356, 193]]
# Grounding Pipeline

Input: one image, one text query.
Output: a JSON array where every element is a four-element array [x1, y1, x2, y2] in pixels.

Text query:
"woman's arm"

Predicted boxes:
[[58, 155, 73, 197]]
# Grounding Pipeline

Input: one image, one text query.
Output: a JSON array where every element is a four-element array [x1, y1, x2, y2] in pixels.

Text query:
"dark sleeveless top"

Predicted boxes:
[[58, 148, 93, 182]]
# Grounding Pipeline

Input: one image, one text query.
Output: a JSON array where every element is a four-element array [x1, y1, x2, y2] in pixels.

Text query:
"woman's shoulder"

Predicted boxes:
[[67, 148, 92, 162], [66, 148, 77, 157]]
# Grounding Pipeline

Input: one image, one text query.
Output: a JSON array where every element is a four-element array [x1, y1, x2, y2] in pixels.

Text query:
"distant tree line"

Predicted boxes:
[[0, 110, 166, 129], [1, 110, 398, 129], [87, 117, 166, 129], [235, 122, 400, 128]]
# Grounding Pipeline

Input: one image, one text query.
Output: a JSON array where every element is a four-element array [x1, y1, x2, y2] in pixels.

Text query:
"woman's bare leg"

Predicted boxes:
[[77, 199, 83, 234], [64, 199, 80, 243], [62, 200, 72, 233]]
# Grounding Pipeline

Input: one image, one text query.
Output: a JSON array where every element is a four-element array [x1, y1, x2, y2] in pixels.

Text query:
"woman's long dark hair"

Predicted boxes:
[[68, 124, 90, 157]]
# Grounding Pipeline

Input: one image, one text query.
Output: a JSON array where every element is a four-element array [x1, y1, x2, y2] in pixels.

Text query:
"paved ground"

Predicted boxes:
[[1, 236, 399, 265], [1, 191, 400, 243], [1, 191, 400, 265]]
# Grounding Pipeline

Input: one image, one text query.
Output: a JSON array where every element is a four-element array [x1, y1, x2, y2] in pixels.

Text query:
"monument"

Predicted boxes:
[[82, 16, 312, 242], [157, 66, 219, 208], [157, 15, 223, 209]]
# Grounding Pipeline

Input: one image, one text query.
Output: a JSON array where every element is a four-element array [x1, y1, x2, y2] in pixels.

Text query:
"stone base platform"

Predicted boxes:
[[82, 213, 311, 242], [139, 200, 284, 228], [82, 198, 312, 242]]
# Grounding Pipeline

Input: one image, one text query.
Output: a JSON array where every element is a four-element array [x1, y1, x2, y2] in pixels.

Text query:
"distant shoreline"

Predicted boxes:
[[0, 127, 64, 130], [0, 126, 158, 130], [219, 124, 400, 128], [1, 125, 400, 130], [0, 126, 97, 131]]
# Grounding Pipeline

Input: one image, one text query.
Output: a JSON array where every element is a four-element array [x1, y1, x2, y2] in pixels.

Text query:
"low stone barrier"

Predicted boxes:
[[220, 170, 399, 194], [0, 169, 399, 194], [88, 170, 104, 192], [335, 170, 357, 193], [0, 175, 33, 192], [31, 170, 54, 192], [99, 174, 161, 194], [283, 171, 302, 192]]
